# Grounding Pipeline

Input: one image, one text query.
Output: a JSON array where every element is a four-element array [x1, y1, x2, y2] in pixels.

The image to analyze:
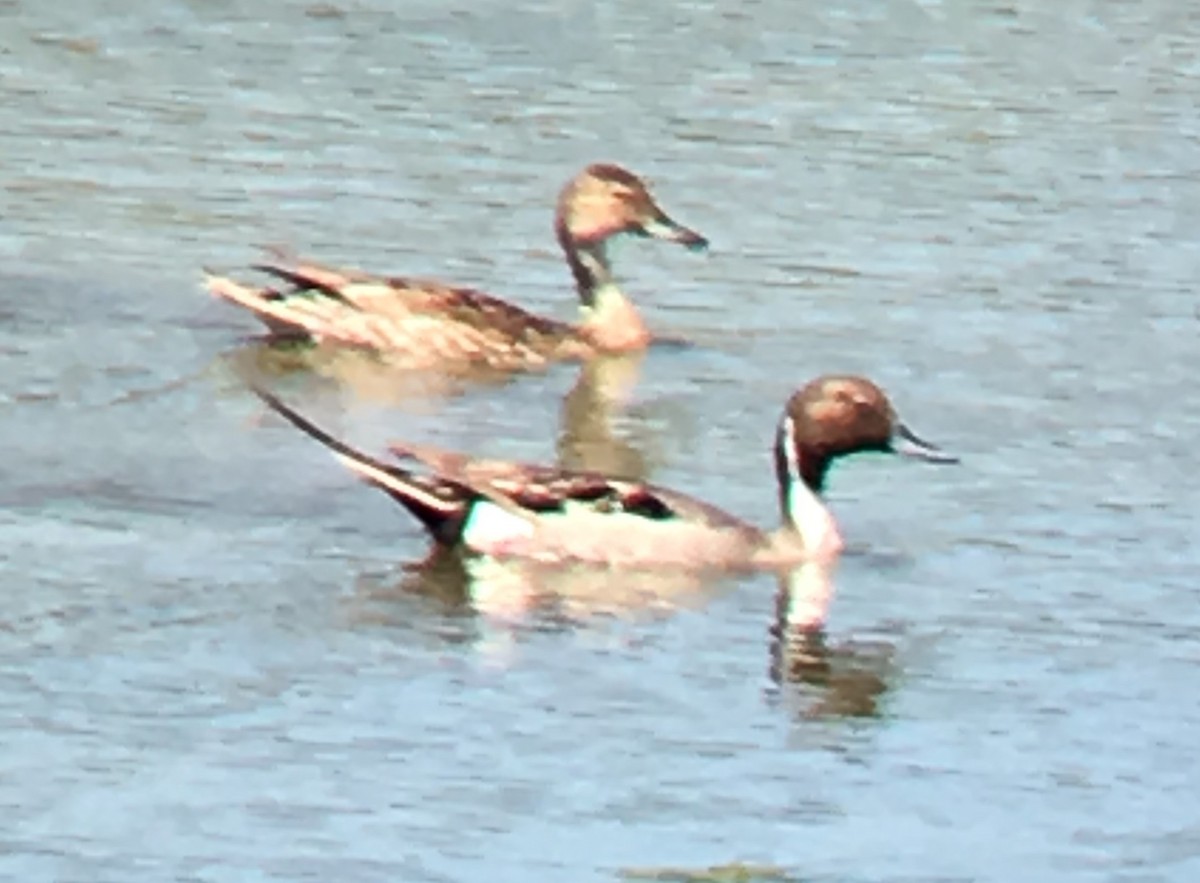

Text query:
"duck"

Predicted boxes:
[[247, 374, 957, 569], [205, 164, 708, 371]]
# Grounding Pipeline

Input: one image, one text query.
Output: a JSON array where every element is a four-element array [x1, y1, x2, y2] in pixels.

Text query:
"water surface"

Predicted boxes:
[[3, 1, 1200, 880]]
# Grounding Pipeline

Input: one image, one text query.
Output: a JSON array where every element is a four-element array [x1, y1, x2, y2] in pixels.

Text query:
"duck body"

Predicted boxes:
[[209, 266, 591, 369], [425, 466, 769, 570], [206, 163, 708, 371], [249, 375, 957, 572]]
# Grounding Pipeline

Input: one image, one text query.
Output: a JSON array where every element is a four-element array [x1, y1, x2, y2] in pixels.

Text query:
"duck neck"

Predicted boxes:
[[557, 223, 648, 351], [773, 418, 843, 561], [558, 221, 614, 307]]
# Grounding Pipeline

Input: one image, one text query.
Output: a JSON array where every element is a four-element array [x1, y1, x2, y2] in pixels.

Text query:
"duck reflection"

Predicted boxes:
[[362, 546, 732, 627], [769, 562, 896, 720], [221, 336, 525, 407], [555, 351, 655, 478], [221, 339, 659, 480], [342, 549, 736, 668]]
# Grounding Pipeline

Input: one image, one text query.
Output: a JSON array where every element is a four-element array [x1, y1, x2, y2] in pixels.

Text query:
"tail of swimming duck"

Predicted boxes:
[[203, 269, 334, 339], [244, 263, 352, 304], [205, 258, 441, 353], [249, 261, 360, 306], [250, 386, 471, 544], [203, 245, 376, 340]]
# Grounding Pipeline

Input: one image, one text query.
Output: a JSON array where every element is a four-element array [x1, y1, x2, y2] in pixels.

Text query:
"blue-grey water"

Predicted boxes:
[[4, 0, 1200, 881]]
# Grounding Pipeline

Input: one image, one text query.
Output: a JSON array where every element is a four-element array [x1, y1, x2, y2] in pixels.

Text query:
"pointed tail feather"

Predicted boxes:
[[205, 272, 331, 338], [251, 263, 360, 306], [249, 385, 469, 543]]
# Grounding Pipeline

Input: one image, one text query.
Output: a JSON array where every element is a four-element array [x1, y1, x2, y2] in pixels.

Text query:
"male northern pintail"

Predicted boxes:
[[206, 164, 707, 370], [249, 375, 957, 568]]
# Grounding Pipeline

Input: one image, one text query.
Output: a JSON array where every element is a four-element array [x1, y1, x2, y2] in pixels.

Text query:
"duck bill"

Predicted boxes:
[[639, 213, 709, 252], [893, 423, 959, 464]]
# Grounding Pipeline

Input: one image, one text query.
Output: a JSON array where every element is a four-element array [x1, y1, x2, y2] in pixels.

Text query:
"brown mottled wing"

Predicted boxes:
[[388, 443, 616, 510], [233, 259, 588, 369], [341, 277, 586, 366], [389, 442, 760, 534]]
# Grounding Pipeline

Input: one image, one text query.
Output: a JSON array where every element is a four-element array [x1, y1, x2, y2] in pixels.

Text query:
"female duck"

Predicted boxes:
[[248, 375, 957, 568], [206, 164, 708, 371]]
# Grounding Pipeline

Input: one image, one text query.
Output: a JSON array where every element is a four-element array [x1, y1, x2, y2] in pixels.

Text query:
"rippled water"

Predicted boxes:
[[4, 0, 1200, 880]]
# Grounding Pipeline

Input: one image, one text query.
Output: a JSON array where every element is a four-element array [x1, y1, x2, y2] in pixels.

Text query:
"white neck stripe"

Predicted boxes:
[[780, 415, 801, 482]]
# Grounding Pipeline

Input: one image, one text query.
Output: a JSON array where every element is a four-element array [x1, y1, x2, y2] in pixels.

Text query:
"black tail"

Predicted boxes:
[[249, 386, 470, 544]]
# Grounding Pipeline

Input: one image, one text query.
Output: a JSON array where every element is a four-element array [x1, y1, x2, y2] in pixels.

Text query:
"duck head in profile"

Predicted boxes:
[[554, 164, 707, 350], [556, 162, 709, 254], [771, 375, 958, 562]]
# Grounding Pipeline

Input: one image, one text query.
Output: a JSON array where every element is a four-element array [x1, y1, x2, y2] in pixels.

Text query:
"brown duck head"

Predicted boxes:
[[773, 375, 958, 518], [554, 163, 708, 303]]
